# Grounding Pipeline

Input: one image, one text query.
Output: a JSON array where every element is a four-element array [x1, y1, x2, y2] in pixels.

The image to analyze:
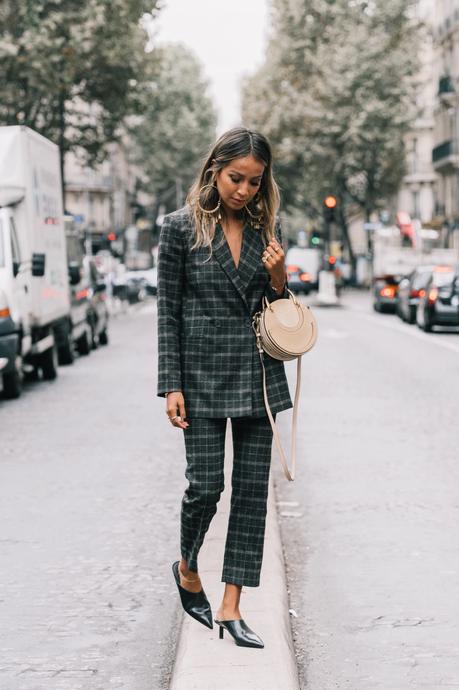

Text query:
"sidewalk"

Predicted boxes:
[[169, 423, 300, 690]]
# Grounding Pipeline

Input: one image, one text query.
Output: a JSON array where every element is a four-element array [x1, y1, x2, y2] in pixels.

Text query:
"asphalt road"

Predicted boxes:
[[273, 289, 459, 690], [1, 291, 458, 690], [0, 301, 184, 690]]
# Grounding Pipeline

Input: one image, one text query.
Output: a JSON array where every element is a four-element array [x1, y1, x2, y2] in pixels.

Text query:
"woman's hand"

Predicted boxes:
[[261, 238, 286, 291], [166, 392, 189, 429]]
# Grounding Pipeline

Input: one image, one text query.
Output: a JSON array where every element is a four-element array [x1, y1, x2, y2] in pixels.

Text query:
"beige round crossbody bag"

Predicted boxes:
[[252, 289, 318, 481]]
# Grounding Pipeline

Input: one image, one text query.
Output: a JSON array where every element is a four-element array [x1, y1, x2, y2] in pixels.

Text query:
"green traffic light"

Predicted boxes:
[[311, 237, 320, 245]]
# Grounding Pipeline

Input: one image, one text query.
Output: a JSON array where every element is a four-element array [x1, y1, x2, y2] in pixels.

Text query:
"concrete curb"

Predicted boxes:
[[169, 423, 300, 690]]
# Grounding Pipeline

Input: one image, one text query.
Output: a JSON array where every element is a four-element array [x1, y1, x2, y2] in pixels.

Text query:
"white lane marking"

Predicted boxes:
[[349, 308, 459, 355]]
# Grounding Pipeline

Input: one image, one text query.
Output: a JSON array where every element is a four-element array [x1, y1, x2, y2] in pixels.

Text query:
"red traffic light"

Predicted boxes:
[[328, 255, 337, 265], [324, 195, 337, 209], [107, 232, 116, 241]]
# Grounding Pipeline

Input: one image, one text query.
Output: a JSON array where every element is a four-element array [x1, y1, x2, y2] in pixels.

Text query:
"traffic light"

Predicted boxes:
[[323, 195, 337, 223], [310, 230, 321, 247], [327, 255, 337, 271]]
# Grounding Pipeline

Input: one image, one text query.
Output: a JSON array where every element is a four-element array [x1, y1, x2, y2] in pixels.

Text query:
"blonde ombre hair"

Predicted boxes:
[[186, 127, 280, 254]]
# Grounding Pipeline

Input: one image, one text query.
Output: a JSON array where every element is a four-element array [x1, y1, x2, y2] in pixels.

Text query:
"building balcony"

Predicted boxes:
[[403, 162, 437, 185], [432, 140, 459, 171], [65, 174, 114, 194]]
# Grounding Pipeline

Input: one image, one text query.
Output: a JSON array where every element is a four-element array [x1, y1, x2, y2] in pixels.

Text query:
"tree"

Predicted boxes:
[[242, 0, 421, 264], [130, 43, 217, 219], [0, 0, 161, 189]]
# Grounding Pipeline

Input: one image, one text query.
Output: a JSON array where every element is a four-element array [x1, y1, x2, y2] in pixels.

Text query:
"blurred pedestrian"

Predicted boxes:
[[157, 127, 292, 648]]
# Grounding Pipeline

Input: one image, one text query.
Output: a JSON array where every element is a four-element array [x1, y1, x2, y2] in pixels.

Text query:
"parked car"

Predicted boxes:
[[373, 274, 400, 313], [285, 263, 312, 294], [396, 265, 433, 323], [124, 271, 148, 303], [57, 218, 93, 364], [416, 265, 459, 332], [285, 247, 320, 293], [83, 257, 109, 347]]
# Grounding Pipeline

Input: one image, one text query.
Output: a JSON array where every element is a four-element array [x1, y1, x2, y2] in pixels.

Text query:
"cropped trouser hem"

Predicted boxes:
[[180, 415, 274, 588], [221, 570, 262, 588]]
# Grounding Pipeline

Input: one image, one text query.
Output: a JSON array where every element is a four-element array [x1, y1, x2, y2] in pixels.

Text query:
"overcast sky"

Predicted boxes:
[[152, 0, 270, 133]]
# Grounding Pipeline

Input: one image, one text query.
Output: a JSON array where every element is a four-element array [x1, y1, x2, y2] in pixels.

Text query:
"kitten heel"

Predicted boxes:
[[214, 618, 264, 648]]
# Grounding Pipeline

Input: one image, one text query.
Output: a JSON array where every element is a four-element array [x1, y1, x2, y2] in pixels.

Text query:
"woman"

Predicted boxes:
[[156, 127, 292, 648]]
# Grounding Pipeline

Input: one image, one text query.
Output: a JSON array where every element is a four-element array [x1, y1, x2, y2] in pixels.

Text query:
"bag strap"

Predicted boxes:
[[258, 351, 302, 481]]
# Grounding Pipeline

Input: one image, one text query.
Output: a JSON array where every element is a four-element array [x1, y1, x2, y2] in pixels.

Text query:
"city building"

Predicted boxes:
[[64, 139, 142, 252], [397, 0, 437, 227], [431, 0, 459, 248]]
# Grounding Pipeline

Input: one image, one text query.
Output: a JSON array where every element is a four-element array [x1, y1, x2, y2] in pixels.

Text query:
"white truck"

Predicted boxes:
[[0, 126, 71, 398]]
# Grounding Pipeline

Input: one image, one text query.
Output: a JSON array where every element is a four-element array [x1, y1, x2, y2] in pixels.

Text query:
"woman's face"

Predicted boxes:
[[215, 155, 265, 213]]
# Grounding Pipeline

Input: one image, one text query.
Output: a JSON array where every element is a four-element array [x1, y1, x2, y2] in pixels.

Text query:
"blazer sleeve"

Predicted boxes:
[[264, 217, 289, 302], [156, 215, 185, 397]]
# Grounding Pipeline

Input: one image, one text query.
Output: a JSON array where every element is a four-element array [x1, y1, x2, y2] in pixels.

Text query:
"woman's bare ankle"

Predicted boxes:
[[179, 559, 198, 578], [178, 559, 201, 592], [216, 605, 242, 621]]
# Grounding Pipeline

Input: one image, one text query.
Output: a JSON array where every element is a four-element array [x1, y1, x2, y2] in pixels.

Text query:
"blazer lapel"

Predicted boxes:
[[237, 224, 264, 290], [213, 223, 249, 310]]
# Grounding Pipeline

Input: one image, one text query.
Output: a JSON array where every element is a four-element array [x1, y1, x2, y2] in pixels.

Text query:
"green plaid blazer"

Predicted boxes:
[[156, 205, 293, 418]]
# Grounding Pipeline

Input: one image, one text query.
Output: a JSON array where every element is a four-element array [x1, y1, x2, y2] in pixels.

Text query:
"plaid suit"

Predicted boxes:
[[156, 205, 291, 587], [156, 205, 292, 417]]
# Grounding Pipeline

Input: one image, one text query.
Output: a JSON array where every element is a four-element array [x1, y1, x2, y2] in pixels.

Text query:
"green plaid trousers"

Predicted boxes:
[[181, 414, 275, 588]]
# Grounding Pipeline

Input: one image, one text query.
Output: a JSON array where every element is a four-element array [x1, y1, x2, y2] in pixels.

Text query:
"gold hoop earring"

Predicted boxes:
[[197, 184, 221, 216]]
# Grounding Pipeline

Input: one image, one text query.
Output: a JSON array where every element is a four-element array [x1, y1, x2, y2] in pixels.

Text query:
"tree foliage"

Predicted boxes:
[[242, 0, 421, 224], [0, 0, 160, 172], [130, 43, 218, 215]]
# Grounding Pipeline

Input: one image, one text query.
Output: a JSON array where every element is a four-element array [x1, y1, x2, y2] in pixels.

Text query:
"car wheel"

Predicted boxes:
[[40, 344, 59, 380], [422, 309, 433, 332], [408, 306, 416, 324], [76, 329, 91, 356], [91, 326, 98, 350], [99, 328, 109, 346], [2, 357, 23, 399], [58, 330, 75, 365], [24, 367, 39, 382], [373, 302, 381, 312]]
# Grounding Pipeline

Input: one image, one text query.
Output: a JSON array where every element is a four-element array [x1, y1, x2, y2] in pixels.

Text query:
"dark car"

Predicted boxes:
[[373, 274, 400, 313], [396, 265, 433, 323], [83, 257, 109, 347], [124, 271, 148, 303], [54, 219, 92, 364], [416, 265, 459, 332]]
